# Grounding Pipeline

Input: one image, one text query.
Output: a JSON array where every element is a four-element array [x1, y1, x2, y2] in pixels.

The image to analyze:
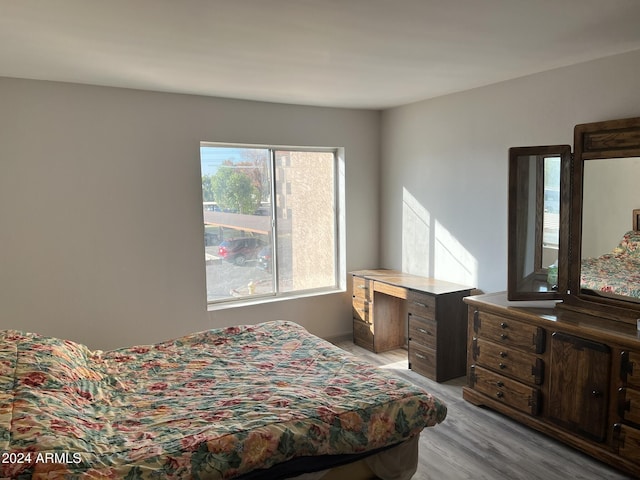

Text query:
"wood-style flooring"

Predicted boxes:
[[331, 339, 635, 480]]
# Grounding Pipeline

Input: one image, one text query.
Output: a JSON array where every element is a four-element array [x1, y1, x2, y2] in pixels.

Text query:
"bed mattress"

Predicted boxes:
[[0, 321, 446, 479]]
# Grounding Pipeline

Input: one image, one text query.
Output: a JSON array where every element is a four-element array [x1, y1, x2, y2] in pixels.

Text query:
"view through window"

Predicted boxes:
[[542, 155, 560, 268], [201, 144, 338, 303]]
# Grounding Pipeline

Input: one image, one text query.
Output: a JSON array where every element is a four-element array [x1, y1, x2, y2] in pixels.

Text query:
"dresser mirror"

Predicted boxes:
[[581, 157, 640, 301], [567, 117, 640, 319], [507, 145, 570, 300], [508, 116, 640, 316]]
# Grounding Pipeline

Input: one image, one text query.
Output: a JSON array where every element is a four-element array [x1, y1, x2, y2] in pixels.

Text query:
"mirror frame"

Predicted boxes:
[[507, 146, 571, 300], [567, 116, 640, 319]]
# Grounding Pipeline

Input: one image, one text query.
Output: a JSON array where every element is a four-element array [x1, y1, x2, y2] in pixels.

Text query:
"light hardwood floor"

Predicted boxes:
[[332, 339, 634, 480]]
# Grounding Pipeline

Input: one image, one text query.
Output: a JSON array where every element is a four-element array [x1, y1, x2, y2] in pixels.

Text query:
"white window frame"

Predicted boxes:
[[201, 142, 346, 308]]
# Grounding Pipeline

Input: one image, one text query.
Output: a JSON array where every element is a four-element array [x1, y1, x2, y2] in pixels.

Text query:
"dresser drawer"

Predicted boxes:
[[618, 387, 640, 426], [474, 311, 545, 354], [352, 297, 371, 324], [470, 365, 540, 416], [353, 319, 374, 351], [613, 423, 640, 463], [473, 337, 544, 385], [407, 291, 436, 320], [408, 341, 436, 379], [621, 351, 640, 390], [409, 314, 437, 349], [352, 275, 371, 301]]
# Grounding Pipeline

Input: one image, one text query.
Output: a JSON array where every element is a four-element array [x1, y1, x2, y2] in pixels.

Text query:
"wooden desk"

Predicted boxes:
[[351, 269, 473, 381]]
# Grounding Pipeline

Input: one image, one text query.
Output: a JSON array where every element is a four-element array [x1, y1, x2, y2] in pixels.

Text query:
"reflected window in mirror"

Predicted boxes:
[[508, 145, 570, 300], [542, 156, 560, 268]]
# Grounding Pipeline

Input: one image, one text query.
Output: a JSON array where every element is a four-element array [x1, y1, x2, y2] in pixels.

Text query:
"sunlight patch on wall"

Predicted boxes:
[[434, 220, 478, 286], [402, 188, 477, 286], [402, 189, 431, 274]]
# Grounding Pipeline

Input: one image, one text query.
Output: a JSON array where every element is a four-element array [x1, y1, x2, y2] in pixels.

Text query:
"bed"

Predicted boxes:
[[0, 321, 447, 479], [581, 229, 640, 300]]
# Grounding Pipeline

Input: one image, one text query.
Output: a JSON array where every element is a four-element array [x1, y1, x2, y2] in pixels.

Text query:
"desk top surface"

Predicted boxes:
[[351, 269, 474, 296]]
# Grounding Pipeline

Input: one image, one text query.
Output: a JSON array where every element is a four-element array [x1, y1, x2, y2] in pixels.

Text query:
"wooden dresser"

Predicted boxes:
[[351, 270, 473, 382], [463, 292, 640, 478]]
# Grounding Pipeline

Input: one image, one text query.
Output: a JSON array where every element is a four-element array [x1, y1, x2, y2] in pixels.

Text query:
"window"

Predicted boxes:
[[541, 155, 560, 268], [200, 144, 341, 304]]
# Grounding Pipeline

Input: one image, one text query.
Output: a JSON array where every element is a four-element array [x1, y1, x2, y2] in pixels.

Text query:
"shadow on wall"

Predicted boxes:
[[402, 187, 478, 286]]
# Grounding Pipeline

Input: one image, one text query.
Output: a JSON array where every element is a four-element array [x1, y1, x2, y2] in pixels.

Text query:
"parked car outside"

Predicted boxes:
[[257, 245, 272, 272], [218, 237, 265, 266], [204, 229, 220, 246]]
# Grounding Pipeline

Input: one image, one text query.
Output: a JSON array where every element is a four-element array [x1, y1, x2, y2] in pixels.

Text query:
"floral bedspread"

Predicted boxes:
[[0, 321, 447, 479], [581, 230, 640, 299]]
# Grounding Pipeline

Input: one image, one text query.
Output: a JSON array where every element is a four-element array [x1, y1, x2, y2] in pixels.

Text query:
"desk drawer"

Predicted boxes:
[[353, 319, 374, 351], [409, 314, 437, 349], [352, 297, 371, 324], [409, 341, 436, 379], [352, 275, 371, 301], [374, 280, 409, 299], [407, 291, 436, 320]]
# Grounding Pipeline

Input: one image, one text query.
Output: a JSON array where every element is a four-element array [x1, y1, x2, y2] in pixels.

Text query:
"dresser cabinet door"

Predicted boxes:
[[548, 332, 611, 442]]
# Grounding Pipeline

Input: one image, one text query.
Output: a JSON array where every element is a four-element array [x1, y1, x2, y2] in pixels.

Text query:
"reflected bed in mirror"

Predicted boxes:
[[580, 204, 640, 302]]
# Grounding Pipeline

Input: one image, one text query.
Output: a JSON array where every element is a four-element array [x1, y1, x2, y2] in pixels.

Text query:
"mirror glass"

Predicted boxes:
[[580, 157, 640, 303], [508, 146, 570, 300]]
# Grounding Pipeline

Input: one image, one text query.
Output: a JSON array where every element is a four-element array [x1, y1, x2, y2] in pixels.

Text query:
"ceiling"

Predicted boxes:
[[2, 0, 640, 109]]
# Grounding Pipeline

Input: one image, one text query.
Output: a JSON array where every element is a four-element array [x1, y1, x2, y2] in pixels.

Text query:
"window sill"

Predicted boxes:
[[206, 287, 345, 312]]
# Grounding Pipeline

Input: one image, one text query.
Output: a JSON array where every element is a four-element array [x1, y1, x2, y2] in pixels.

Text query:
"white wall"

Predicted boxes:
[[582, 157, 640, 257], [0, 78, 380, 349], [380, 49, 640, 294], [5, 49, 640, 350]]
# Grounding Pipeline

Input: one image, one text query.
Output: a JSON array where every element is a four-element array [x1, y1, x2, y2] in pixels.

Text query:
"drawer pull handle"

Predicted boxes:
[[499, 363, 507, 370], [496, 392, 504, 398], [413, 301, 428, 308], [496, 381, 504, 388], [500, 322, 508, 329], [592, 390, 602, 398], [418, 328, 430, 335], [499, 351, 507, 358], [415, 353, 426, 360], [357, 285, 368, 290], [500, 333, 508, 340]]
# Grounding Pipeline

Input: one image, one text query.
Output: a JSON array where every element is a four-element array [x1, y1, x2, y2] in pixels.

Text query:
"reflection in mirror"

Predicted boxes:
[[542, 156, 561, 269], [580, 157, 640, 302], [508, 146, 569, 300]]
